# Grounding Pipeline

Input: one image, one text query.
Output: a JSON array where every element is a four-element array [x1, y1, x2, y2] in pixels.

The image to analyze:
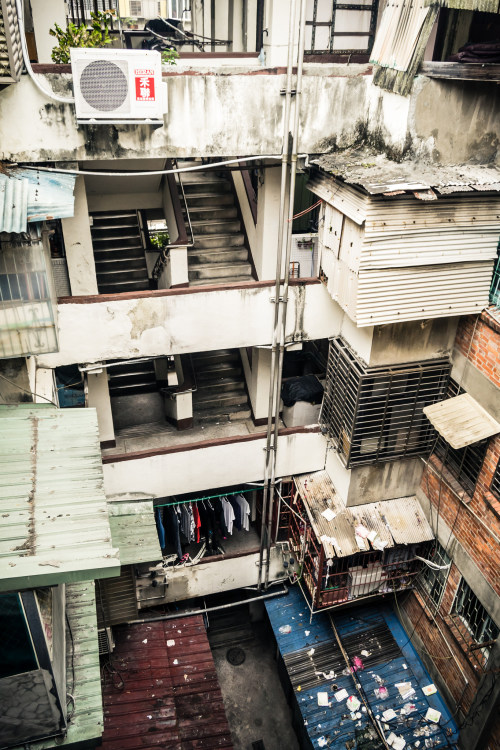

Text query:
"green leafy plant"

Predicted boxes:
[[50, 11, 115, 64], [150, 232, 170, 250], [161, 48, 179, 66]]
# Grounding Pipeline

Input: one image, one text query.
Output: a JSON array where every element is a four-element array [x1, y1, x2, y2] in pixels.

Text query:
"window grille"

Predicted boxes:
[[451, 578, 499, 667], [305, 0, 379, 55], [490, 241, 500, 307], [130, 0, 143, 17], [320, 336, 450, 468], [66, 0, 117, 25], [434, 379, 488, 497], [491, 458, 500, 501], [0, 230, 58, 359], [420, 541, 450, 607]]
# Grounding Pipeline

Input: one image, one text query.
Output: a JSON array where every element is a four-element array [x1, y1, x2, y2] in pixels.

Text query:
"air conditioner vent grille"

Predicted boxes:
[[80, 60, 129, 111]]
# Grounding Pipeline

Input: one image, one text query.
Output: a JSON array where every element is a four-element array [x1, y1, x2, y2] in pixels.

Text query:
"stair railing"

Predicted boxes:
[[152, 159, 194, 282]]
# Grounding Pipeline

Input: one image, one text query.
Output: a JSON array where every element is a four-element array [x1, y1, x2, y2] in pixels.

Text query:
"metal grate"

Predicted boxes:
[[490, 242, 500, 307], [434, 379, 488, 497], [320, 337, 450, 468], [450, 578, 499, 667], [80, 59, 128, 111], [491, 458, 500, 501], [420, 541, 450, 608], [305, 0, 378, 55]]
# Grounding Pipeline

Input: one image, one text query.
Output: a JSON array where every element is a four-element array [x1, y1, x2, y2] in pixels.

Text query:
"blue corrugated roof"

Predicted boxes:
[[266, 587, 458, 749], [0, 169, 76, 233]]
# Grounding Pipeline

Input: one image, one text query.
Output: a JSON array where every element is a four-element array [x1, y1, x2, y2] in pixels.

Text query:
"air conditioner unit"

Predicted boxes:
[[70, 48, 166, 124], [98, 627, 115, 655]]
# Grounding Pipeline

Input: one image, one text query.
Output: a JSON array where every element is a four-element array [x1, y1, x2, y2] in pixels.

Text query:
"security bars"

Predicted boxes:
[[491, 458, 500, 501], [450, 578, 499, 668], [320, 336, 451, 468], [305, 0, 378, 56]]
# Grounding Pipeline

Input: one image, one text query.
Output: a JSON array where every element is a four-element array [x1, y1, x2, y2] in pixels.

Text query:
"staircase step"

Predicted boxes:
[[189, 262, 252, 281], [196, 379, 246, 395], [184, 207, 237, 221], [190, 219, 241, 235], [189, 275, 254, 286], [194, 234, 245, 250], [96, 268, 149, 281], [92, 232, 142, 242], [98, 282, 150, 293], [109, 381, 158, 395], [91, 210, 138, 218], [183, 193, 235, 208], [94, 245, 145, 257], [194, 407, 251, 424], [95, 258, 148, 271], [183, 180, 232, 195], [188, 248, 249, 265]]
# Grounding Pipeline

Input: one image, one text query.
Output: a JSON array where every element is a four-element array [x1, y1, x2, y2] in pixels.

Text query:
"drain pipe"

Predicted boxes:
[[257, 0, 298, 589], [263, 0, 307, 589], [126, 584, 288, 624]]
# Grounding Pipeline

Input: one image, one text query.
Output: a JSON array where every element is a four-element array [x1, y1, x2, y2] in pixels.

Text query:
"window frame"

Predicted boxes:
[[451, 577, 499, 666], [420, 541, 451, 608], [305, 0, 379, 56]]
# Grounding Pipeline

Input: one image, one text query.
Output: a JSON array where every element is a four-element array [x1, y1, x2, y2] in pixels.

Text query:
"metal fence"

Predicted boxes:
[[320, 336, 451, 468]]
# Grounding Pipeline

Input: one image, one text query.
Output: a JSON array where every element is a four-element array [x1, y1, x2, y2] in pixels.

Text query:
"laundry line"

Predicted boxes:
[[154, 486, 258, 508]]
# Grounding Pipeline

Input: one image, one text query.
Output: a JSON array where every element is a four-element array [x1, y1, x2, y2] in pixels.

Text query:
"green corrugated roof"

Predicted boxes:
[[12, 580, 104, 750], [0, 405, 120, 591], [108, 501, 162, 565]]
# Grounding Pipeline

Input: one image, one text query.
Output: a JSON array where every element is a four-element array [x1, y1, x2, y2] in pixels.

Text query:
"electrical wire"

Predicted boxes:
[[14, 0, 75, 104], [287, 198, 322, 222], [21, 155, 281, 178], [0, 372, 58, 406]]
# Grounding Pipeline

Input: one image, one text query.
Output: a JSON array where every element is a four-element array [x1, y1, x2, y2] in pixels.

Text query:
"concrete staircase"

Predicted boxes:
[[108, 360, 158, 397], [179, 163, 254, 286], [91, 210, 150, 294], [192, 349, 251, 424]]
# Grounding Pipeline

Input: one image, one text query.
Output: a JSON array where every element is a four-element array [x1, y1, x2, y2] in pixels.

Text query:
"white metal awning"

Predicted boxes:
[[424, 393, 500, 449]]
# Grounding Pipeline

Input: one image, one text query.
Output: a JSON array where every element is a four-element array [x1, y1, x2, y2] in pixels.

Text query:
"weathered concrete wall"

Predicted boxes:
[[0, 358, 32, 403], [326, 449, 425, 506], [103, 429, 327, 498], [369, 318, 459, 366], [411, 78, 500, 165], [36, 282, 342, 368], [0, 67, 371, 162]]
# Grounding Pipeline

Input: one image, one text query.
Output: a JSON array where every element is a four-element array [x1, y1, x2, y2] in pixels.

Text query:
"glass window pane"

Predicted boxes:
[[0, 593, 38, 678]]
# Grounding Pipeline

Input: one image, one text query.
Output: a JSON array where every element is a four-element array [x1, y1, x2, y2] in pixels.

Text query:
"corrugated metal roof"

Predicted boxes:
[[294, 470, 433, 556], [25, 580, 105, 750], [0, 0, 23, 84], [0, 404, 120, 591], [378, 496, 435, 544], [370, 0, 432, 72], [424, 393, 500, 449], [309, 151, 500, 195], [0, 169, 76, 233], [107, 500, 161, 565], [425, 0, 499, 10], [101, 616, 234, 750]]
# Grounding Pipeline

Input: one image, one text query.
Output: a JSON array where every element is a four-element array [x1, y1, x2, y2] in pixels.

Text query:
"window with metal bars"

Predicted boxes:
[[420, 541, 450, 608], [305, 0, 379, 56], [434, 379, 489, 497], [130, 0, 143, 16], [0, 593, 38, 679], [320, 337, 451, 468], [451, 578, 499, 665], [490, 242, 500, 307], [491, 458, 500, 501]]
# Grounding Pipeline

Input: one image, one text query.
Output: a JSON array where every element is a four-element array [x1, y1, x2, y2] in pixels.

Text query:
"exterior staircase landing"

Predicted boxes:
[[191, 349, 251, 424]]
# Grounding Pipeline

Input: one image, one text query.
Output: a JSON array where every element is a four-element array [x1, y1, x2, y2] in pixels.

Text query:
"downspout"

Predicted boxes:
[[264, 0, 307, 589], [257, 0, 297, 589]]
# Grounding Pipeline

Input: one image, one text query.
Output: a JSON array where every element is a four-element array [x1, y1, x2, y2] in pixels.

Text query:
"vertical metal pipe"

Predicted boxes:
[[257, 0, 297, 589], [264, 0, 307, 588]]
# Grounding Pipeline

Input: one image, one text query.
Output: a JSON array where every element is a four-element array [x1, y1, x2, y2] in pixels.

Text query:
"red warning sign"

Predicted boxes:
[[135, 74, 155, 102]]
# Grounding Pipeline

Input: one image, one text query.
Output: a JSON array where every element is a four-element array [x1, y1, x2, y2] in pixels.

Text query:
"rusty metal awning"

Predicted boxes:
[[294, 471, 434, 558], [423, 393, 500, 449]]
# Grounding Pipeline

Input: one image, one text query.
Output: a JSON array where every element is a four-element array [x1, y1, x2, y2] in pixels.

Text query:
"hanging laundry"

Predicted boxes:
[[228, 495, 242, 530], [221, 497, 235, 534], [234, 493, 251, 531], [165, 505, 183, 560], [193, 503, 202, 543], [155, 507, 166, 548]]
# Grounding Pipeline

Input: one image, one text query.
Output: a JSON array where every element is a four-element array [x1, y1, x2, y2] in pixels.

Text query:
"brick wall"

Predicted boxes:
[[454, 308, 500, 389], [400, 587, 479, 714]]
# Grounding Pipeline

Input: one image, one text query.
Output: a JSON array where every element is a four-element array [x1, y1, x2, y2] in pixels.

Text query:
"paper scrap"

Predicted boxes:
[[367, 529, 378, 542], [422, 683, 437, 696], [173, 659, 178, 665], [317, 692, 329, 706], [361, 649, 371, 657], [373, 539, 388, 551], [321, 508, 336, 522], [166, 639, 175, 647], [425, 708, 441, 723], [396, 682, 415, 700], [307, 648, 315, 656], [142, 639, 148, 644], [387, 734, 406, 750], [355, 534, 366, 549], [318, 737, 328, 748], [346, 695, 361, 711], [355, 524, 370, 539], [305, 630, 310, 636], [382, 709, 397, 721], [334, 688, 349, 702]]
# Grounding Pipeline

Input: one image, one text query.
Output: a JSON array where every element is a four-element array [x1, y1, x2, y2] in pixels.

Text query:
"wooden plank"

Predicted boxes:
[[420, 61, 500, 81]]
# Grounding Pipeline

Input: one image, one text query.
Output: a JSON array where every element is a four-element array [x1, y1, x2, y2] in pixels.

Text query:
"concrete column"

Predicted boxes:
[[254, 166, 283, 280], [30, 0, 67, 64], [262, 0, 298, 67], [241, 346, 272, 423], [61, 176, 99, 296], [86, 369, 115, 447]]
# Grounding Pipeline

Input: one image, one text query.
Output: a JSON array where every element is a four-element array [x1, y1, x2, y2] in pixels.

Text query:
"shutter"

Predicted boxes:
[[0, 0, 22, 84], [96, 566, 138, 626]]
